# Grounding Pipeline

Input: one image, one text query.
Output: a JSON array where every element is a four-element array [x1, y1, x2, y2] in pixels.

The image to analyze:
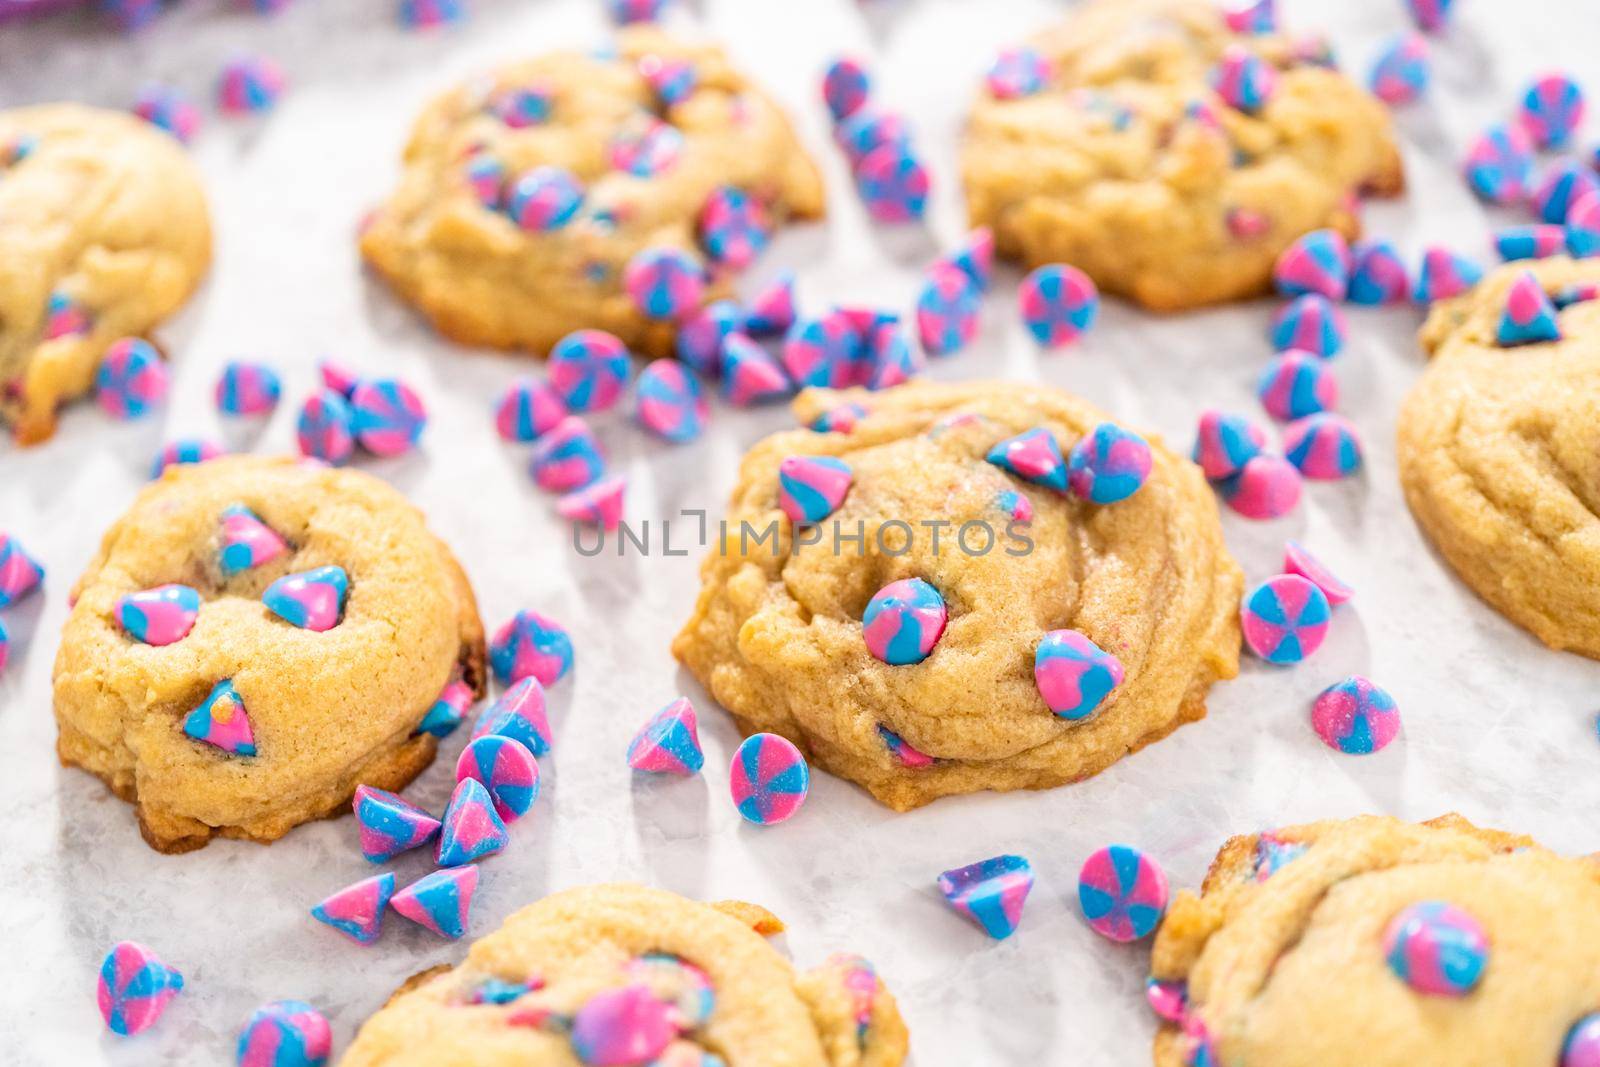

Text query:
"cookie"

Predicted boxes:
[[672, 380, 1242, 811], [0, 104, 211, 443], [1398, 257, 1600, 657], [962, 0, 1401, 311], [339, 883, 910, 1067], [360, 27, 824, 359], [52, 456, 486, 853], [1149, 814, 1600, 1067]]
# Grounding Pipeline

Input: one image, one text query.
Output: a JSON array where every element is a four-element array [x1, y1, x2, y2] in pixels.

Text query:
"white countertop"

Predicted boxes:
[[2, 0, 1598, 1062]]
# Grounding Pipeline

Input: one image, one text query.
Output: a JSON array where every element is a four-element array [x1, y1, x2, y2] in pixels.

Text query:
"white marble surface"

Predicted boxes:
[[3, 0, 1599, 1062]]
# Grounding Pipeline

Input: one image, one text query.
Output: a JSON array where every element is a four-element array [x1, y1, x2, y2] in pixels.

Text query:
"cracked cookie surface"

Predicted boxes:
[[52, 456, 485, 853], [1399, 257, 1600, 658], [0, 104, 211, 443], [962, 0, 1401, 311], [1150, 814, 1600, 1067], [672, 380, 1242, 811], [340, 883, 909, 1067], [360, 26, 824, 359]]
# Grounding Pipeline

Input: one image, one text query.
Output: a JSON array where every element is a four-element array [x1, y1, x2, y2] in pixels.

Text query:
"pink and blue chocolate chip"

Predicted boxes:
[[1567, 193, 1600, 258], [44, 290, 91, 339], [1240, 574, 1330, 664], [676, 300, 743, 375], [1367, 33, 1429, 105], [822, 56, 871, 121], [507, 166, 583, 230], [1068, 423, 1151, 504], [237, 1001, 330, 1067], [219, 504, 287, 576], [457, 734, 540, 822], [486, 83, 550, 128], [435, 777, 508, 867], [1077, 845, 1169, 942], [530, 416, 604, 492], [729, 732, 809, 825], [1383, 901, 1488, 997], [916, 264, 982, 356], [1221, 0, 1274, 33], [610, 118, 683, 177], [296, 389, 355, 465], [855, 145, 929, 223], [697, 185, 769, 270], [943, 227, 995, 292], [744, 273, 797, 336], [1210, 45, 1276, 112], [490, 609, 573, 687], [633, 360, 708, 442], [217, 53, 285, 114], [1564, 1015, 1600, 1067], [778, 455, 852, 524], [1273, 229, 1350, 300], [549, 330, 630, 413], [471, 676, 554, 757], [1270, 294, 1345, 357], [811, 401, 868, 434], [118, 584, 201, 646], [183, 679, 256, 755], [310, 872, 395, 946], [353, 783, 440, 863], [1530, 162, 1599, 224], [464, 154, 505, 208], [865, 322, 922, 390], [720, 334, 791, 406], [878, 724, 935, 768], [98, 941, 183, 1036], [495, 376, 567, 442], [1283, 413, 1362, 479], [401, 0, 466, 30], [1495, 224, 1567, 262], [263, 565, 348, 632], [1462, 123, 1533, 205], [394, 866, 479, 939], [625, 247, 705, 320], [1258, 351, 1338, 421], [986, 46, 1049, 99], [133, 84, 202, 143], [350, 377, 427, 456], [1519, 72, 1585, 150], [1414, 247, 1483, 303], [1406, 0, 1454, 31], [1192, 410, 1267, 480], [863, 578, 947, 666], [836, 110, 909, 165], [1035, 629, 1123, 720], [627, 696, 704, 775], [1283, 540, 1352, 605], [215, 360, 281, 416], [151, 439, 225, 479], [1346, 240, 1410, 305], [987, 427, 1069, 491], [1019, 264, 1098, 346], [1220, 452, 1302, 520], [1496, 271, 1561, 346], [1312, 675, 1400, 754], [937, 855, 1034, 940], [96, 337, 169, 419], [783, 313, 861, 388], [639, 54, 696, 106], [417, 679, 474, 738], [570, 984, 677, 1065], [557, 476, 626, 530]]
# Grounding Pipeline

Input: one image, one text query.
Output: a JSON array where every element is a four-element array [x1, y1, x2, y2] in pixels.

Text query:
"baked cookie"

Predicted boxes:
[[1399, 257, 1600, 658], [1149, 814, 1600, 1067], [360, 27, 824, 358], [53, 456, 485, 853], [340, 883, 910, 1067], [672, 380, 1242, 811], [0, 103, 211, 443], [962, 0, 1402, 311]]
